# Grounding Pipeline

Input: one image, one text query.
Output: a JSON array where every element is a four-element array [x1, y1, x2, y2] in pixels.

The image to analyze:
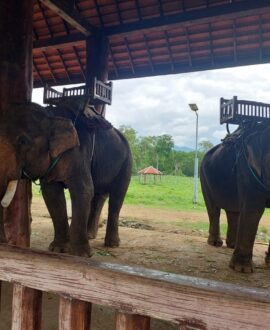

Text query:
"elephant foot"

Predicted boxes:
[[87, 231, 98, 240], [70, 243, 94, 257], [265, 251, 270, 264], [226, 239, 235, 249], [105, 235, 120, 247], [49, 240, 70, 253], [229, 254, 254, 273], [207, 235, 223, 247]]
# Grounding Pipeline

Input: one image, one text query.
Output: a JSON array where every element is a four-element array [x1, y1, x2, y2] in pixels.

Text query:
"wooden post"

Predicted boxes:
[[86, 33, 109, 115], [59, 297, 92, 330], [115, 312, 150, 330], [4, 181, 32, 247], [0, 0, 33, 247], [12, 284, 42, 330], [0, 2, 42, 328]]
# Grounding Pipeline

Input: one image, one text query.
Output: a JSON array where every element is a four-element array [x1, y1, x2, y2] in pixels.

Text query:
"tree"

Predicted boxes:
[[155, 134, 174, 172], [119, 125, 140, 173], [199, 140, 214, 154]]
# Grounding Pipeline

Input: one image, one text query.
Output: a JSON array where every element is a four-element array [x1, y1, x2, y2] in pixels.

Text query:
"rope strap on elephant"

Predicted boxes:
[[22, 154, 62, 185]]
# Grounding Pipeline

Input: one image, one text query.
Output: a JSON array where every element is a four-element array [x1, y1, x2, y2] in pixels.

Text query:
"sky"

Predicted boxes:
[[32, 63, 270, 149]]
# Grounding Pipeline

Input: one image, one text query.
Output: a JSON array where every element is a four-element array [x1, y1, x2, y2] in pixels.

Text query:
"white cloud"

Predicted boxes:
[[33, 63, 270, 148]]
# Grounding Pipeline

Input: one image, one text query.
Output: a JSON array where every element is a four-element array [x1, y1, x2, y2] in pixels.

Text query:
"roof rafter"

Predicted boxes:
[[34, 0, 270, 52], [105, 0, 270, 36], [39, 0, 99, 36]]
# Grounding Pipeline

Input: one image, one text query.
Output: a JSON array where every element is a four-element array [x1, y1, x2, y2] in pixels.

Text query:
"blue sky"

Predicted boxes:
[[33, 63, 270, 149]]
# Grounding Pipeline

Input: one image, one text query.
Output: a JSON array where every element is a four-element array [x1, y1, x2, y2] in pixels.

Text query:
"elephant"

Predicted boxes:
[[0, 100, 132, 256], [200, 123, 270, 273]]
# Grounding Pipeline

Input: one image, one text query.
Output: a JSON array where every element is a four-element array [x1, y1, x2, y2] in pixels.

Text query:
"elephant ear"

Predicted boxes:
[[246, 132, 262, 177], [49, 117, 80, 158]]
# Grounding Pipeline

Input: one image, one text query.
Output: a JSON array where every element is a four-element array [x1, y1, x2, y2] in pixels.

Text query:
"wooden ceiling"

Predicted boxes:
[[33, 0, 270, 87]]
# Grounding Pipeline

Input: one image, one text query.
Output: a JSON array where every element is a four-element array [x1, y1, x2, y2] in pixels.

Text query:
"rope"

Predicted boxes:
[[22, 154, 62, 185]]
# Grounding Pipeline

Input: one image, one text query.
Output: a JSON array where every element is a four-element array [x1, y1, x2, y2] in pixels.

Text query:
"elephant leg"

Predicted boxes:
[[68, 180, 93, 257], [201, 181, 222, 247], [41, 182, 69, 253], [230, 203, 264, 273], [105, 172, 130, 248], [105, 196, 122, 247], [265, 243, 270, 264], [207, 206, 222, 247], [225, 210, 239, 249], [87, 194, 107, 239]]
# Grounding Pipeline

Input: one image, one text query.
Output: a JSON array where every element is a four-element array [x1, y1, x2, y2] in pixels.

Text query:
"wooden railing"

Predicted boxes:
[[0, 244, 270, 330], [220, 96, 270, 125], [43, 79, 112, 106]]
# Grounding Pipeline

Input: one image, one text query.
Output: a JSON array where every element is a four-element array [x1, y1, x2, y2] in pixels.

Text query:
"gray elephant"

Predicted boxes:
[[0, 101, 132, 256], [200, 123, 270, 273]]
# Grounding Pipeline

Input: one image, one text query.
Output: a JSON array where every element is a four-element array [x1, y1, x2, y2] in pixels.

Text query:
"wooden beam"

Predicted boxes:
[[164, 31, 174, 72], [134, 0, 142, 21], [259, 15, 263, 61], [39, 0, 98, 36], [57, 49, 71, 82], [109, 46, 119, 78], [143, 34, 154, 73], [93, 0, 104, 27], [185, 27, 192, 68], [59, 297, 91, 330], [104, 0, 270, 36], [0, 245, 270, 329], [73, 46, 86, 80], [113, 0, 123, 25], [33, 54, 270, 89], [37, 1, 53, 38], [115, 313, 150, 330], [42, 51, 57, 83], [124, 38, 135, 75], [33, 33, 84, 53]]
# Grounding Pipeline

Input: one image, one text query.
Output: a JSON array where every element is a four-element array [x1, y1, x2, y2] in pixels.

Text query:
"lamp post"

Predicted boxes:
[[189, 103, 199, 204]]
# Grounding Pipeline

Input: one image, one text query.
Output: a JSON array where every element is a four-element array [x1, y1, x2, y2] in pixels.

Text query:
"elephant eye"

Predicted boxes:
[[17, 135, 31, 146]]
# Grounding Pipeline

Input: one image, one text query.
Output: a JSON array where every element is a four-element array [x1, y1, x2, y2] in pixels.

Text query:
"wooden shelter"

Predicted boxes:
[[1, 1, 270, 329], [138, 166, 163, 183], [33, 0, 270, 86]]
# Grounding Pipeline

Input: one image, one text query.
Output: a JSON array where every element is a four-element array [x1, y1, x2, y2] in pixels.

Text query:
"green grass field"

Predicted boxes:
[[33, 175, 205, 210], [125, 175, 206, 211]]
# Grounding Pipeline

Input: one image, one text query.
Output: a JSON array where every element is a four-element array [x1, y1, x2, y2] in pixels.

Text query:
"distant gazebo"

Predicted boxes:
[[138, 166, 163, 184]]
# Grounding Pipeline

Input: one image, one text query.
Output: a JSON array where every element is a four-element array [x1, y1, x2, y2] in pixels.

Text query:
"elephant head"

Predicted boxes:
[[0, 102, 79, 207]]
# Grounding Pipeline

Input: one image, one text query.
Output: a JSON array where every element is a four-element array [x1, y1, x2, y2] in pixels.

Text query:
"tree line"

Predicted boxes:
[[119, 126, 214, 176]]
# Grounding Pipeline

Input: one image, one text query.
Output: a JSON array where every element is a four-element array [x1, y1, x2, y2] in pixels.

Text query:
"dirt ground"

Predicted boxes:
[[1, 198, 270, 329]]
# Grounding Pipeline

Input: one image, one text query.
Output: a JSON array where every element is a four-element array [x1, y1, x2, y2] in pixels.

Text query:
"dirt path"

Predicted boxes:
[[30, 199, 270, 287]]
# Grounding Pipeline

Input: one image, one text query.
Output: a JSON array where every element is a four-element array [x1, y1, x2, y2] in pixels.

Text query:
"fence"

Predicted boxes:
[[0, 244, 270, 329]]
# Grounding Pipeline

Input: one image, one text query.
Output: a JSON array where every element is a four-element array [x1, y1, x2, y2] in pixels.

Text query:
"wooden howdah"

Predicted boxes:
[[220, 96, 270, 125]]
